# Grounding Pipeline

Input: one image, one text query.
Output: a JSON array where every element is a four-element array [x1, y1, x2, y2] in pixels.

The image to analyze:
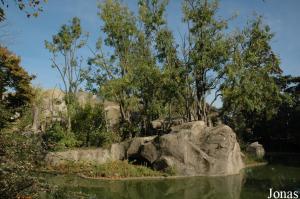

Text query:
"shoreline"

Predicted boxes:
[[76, 162, 268, 181], [39, 161, 268, 181], [244, 162, 268, 168]]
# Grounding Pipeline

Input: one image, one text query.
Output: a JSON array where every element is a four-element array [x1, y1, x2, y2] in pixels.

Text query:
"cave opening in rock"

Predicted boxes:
[[128, 154, 152, 168]]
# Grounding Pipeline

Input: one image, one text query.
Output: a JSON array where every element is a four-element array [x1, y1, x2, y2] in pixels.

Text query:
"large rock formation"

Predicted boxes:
[[45, 121, 244, 176], [32, 89, 120, 132], [134, 121, 244, 176]]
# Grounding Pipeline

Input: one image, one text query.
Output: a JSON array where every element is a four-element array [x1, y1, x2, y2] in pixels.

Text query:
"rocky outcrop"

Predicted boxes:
[[148, 121, 244, 176], [150, 118, 184, 130], [103, 101, 120, 128], [32, 89, 120, 132], [246, 142, 265, 159], [45, 121, 244, 176], [45, 141, 130, 167]]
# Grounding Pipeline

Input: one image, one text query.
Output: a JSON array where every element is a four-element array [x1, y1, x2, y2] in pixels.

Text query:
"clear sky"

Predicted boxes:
[[2, 0, 300, 89]]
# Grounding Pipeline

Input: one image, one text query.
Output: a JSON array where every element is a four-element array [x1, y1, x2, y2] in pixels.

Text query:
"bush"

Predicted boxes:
[[0, 128, 45, 198], [72, 103, 120, 147], [43, 123, 80, 151], [0, 103, 12, 129], [46, 160, 163, 178], [118, 120, 141, 140]]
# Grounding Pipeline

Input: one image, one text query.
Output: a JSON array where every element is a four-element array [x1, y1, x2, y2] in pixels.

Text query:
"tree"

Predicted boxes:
[[89, 0, 183, 135], [0, 47, 38, 197], [222, 16, 284, 136], [0, 46, 33, 128], [134, 0, 183, 133], [182, 0, 231, 124], [256, 75, 300, 151], [45, 17, 88, 132], [0, 0, 48, 22], [155, 28, 186, 123], [88, 0, 138, 126]]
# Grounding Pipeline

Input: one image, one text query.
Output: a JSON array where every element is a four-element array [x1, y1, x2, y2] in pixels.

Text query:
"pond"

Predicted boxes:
[[40, 154, 300, 199]]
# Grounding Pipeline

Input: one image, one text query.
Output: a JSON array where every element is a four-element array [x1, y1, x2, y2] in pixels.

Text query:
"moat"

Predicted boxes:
[[40, 154, 300, 199]]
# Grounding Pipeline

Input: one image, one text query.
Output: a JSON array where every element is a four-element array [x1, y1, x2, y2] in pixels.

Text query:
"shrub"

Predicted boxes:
[[72, 103, 120, 147], [118, 120, 141, 140], [43, 123, 80, 151], [46, 160, 163, 178], [0, 103, 12, 129], [0, 128, 45, 198]]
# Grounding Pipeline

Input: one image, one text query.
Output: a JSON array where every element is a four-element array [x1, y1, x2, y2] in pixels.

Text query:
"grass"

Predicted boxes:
[[242, 151, 266, 166], [45, 160, 165, 178]]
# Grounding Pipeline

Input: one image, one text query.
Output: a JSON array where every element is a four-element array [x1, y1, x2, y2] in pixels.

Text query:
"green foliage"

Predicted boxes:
[[43, 123, 79, 151], [46, 160, 164, 178], [249, 76, 300, 151], [72, 103, 120, 147], [118, 120, 141, 139], [92, 0, 139, 126], [138, 0, 168, 37], [89, 0, 186, 135], [45, 17, 89, 132], [43, 101, 121, 150], [0, 46, 33, 129], [92, 1, 289, 141], [183, 0, 231, 122], [0, 46, 33, 108], [0, 127, 45, 198], [163, 166, 177, 176], [222, 16, 284, 134], [0, 103, 12, 129], [44, 17, 88, 97]]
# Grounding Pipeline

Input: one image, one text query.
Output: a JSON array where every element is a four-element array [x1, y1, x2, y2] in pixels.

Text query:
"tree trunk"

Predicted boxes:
[[195, 77, 203, 121], [31, 104, 39, 133], [67, 114, 72, 133]]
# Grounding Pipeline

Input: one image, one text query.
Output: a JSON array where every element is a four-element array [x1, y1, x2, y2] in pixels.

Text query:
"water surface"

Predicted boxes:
[[41, 154, 300, 199]]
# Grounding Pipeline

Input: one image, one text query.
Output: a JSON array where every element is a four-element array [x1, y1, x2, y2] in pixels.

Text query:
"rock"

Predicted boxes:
[[144, 122, 244, 176], [32, 89, 121, 132], [171, 120, 206, 137], [127, 136, 156, 157], [151, 118, 185, 130], [104, 101, 120, 128], [45, 148, 112, 167], [122, 122, 245, 176], [140, 142, 159, 163], [151, 120, 163, 129], [45, 121, 245, 176], [246, 141, 265, 159], [110, 141, 130, 160]]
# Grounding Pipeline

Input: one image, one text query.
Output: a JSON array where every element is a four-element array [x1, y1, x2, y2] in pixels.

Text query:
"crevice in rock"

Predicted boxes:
[[128, 154, 152, 168]]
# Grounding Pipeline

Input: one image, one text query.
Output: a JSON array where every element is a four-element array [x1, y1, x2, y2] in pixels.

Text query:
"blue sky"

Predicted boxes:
[[2, 0, 300, 89]]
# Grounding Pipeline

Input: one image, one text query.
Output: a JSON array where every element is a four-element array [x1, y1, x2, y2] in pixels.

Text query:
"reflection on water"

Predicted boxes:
[[41, 154, 300, 199], [41, 174, 244, 199], [241, 165, 300, 198]]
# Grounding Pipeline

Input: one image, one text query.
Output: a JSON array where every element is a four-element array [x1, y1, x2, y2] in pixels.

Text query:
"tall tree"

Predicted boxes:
[[92, 0, 139, 125], [0, 46, 33, 128], [90, 0, 181, 135], [155, 28, 186, 122], [45, 17, 88, 132], [222, 16, 284, 134], [183, 0, 231, 124]]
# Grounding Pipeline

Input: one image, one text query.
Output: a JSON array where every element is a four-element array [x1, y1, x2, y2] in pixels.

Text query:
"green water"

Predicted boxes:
[[40, 154, 300, 199]]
